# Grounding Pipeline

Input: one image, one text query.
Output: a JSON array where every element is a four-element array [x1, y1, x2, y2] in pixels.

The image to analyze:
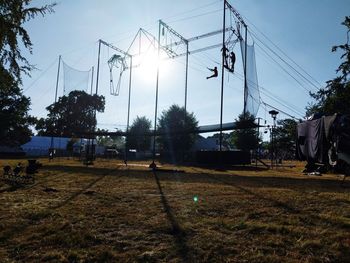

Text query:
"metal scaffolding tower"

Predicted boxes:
[[93, 0, 249, 166]]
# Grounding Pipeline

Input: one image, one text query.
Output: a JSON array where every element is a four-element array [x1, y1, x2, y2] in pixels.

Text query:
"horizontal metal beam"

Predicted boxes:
[[187, 27, 234, 42], [124, 39, 239, 69], [173, 39, 239, 58], [99, 39, 131, 57], [76, 121, 261, 138], [160, 20, 187, 43], [225, 1, 247, 27], [165, 27, 235, 49]]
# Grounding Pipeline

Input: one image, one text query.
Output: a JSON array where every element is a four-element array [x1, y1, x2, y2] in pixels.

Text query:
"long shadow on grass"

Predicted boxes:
[[0, 171, 67, 194], [157, 168, 349, 193], [154, 171, 190, 262], [205, 174, 350, 230], [41, 164, 350, 193], [41, 164, 121, 176], [0, 168, 118, 245], [192, 164, 269, 172], [205, 174, 300, 213], [50, 173, 107, 209]]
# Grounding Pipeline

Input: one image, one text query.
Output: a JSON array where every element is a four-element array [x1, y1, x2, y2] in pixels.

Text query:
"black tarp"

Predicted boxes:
[[296, 114, 340, 164], [297, 114, 350, 176], [296, 118, 325, 163]]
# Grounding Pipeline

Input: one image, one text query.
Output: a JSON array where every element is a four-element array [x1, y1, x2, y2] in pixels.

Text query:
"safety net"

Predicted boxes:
[[62, 60, 92, 95], [240, 40, 260, 117]]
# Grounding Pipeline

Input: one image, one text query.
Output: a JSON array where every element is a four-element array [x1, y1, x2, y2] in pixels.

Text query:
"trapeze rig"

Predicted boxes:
[[93, 0, 253, 165]]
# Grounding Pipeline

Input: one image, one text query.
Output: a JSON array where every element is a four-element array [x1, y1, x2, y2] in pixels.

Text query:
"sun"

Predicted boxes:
[[136, 49, 168, 82]]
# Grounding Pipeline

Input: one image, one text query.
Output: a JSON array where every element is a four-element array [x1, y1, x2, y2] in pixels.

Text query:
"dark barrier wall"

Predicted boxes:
[[196, 150, 251, 165], [0, 152, 26, 158]]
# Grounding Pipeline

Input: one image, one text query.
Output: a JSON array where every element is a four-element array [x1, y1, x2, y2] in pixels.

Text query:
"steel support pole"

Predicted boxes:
[[271, 126, 274, 169], [50, 55, 61, 153], [219, 0, 226, 152], [125, 56, 133, 165], [88, 40, 102, 163], [90, 66, 94, 95], [54, 55, 61, 104], [256, 117, 261, 167], [182, 42, 189, 162], [243, 26, 248, 116], [184, 42, 189, 115], [95, 40, 102, 95], [151, 21, 162, 167]]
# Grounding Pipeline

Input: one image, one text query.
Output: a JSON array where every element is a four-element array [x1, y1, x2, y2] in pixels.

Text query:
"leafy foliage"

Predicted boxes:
[[36, 91, 105, 137], [127, 116, 152, 151], [0, 0, 55, 84], [0, 67, 35, 146], [0, 1, 55, 146], [158, 104, 198, 159], [307, 16, 350, 115], [230, 112, 259, 151], [273, 119, 298, 159]]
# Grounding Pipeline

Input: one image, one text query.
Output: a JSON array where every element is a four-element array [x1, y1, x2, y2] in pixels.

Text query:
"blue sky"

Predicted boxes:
[[22, 0, 349, 133]]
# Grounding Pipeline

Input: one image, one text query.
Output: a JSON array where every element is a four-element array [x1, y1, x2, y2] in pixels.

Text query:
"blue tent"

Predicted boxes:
[[22, 136, 71, 156]]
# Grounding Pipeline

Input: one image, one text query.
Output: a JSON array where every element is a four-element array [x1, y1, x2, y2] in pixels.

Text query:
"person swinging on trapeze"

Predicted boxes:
[[206, 47, 236, 79], [206, 66, 218, 79]]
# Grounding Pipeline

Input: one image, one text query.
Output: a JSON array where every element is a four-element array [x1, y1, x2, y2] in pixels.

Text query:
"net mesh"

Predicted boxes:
[[62, 60, 91, 95], [240, 40, 260, 117]]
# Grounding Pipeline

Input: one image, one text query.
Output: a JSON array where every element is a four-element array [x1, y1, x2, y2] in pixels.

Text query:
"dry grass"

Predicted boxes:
[[0, 158, 349, 262]]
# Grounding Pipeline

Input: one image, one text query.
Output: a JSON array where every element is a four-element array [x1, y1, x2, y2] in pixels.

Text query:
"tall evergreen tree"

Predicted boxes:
[[230, 112, 259, 151], [273, 119, 298, 159], [127, 116, 152, 152], [158, 104, 198, 160]]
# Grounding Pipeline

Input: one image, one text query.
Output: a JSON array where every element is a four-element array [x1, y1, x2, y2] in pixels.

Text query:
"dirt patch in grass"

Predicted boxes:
[[0, 158, 349, 262]]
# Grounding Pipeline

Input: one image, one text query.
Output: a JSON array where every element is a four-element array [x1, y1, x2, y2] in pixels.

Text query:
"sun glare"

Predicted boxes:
[[136, 49, 168, 82]]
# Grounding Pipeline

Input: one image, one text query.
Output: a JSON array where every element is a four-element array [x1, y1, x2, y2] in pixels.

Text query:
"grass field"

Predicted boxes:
[[0, 158, 349, 262]]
